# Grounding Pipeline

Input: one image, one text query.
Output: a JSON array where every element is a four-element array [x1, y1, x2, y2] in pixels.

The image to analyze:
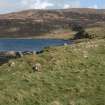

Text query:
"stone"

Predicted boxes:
[[5, 51, 17, 58], [16, 51, 23, 57], [32, 51, 36, 55], [8, 61, 15, 67], [64, 43, 68, 46], [32, 63, 41, 72]]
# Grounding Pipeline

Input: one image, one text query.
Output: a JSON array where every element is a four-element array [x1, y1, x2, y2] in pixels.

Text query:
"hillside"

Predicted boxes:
[[0, 38, 105, 105], [1, 8, 105, 19], [0, 8, 105, 38]]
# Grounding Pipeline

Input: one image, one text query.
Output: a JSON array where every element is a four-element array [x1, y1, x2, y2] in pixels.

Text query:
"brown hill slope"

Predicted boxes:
[[0, 8, 105, 38], [0, 8, 105, 19]]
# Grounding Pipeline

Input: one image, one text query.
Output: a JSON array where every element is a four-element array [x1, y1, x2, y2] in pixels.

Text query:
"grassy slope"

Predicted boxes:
[[0, 39, 105, 105], [86, 26, 105, 39], [34, 29, 75, 39], [0, 29, 75, 40]]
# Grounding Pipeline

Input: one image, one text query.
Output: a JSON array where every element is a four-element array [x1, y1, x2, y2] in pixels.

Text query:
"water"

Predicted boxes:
[[0, 39, 71, 52]]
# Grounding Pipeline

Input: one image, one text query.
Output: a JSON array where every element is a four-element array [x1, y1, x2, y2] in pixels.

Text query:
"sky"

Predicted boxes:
[[0, 0, 105, 14]]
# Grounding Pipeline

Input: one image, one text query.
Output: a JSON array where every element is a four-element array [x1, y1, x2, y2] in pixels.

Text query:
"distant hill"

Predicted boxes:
[[0, 8, 105, 38], [0, 8, 105, 19]]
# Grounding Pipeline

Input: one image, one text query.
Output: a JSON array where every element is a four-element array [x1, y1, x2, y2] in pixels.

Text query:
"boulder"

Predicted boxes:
[[16, 51, 23, 57], [32, 63, 42, 72], [8, 61, 15, 67], [1, 51, 17, 58]]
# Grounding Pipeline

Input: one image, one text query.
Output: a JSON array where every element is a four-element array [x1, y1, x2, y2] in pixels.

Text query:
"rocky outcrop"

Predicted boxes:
[[0, 51, 17, 57], [0, 51, 37, 58], [0, 51, 23, 58]]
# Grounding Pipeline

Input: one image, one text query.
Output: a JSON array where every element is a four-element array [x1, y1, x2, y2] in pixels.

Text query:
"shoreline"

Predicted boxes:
[[0, 37, 70, 40]]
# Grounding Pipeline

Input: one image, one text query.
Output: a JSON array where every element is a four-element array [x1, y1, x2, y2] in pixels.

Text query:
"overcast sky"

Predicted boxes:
[[0, 0, 105, 14]]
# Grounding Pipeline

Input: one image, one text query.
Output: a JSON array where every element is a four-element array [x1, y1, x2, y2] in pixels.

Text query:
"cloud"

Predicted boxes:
[[21, 0, 54, 9], [63, 1, 80, 9], [0, 1, 16, 8], [92, 5, 98, 9], [64, 4, 70, 9], [88, 4, 98, 9], [0, 0, 105, 14]]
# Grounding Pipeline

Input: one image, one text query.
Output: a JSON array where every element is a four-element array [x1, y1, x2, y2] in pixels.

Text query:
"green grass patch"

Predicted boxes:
[[0, 39, 105, 105]]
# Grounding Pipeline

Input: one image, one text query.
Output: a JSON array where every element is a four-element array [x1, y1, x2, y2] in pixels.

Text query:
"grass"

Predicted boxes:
[[33, 29, 75, 40], [86, 26, 105, 39], [0, 29, 75, 40], [0, 38, 105, 105]]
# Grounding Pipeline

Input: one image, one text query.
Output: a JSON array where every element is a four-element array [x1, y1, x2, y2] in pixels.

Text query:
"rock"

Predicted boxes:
[[83, 54, 88, 58], [64, 43, 68, 46], [83, 51, 88, 58], [0, 51, 24, 58], [4, 51, 17, 58], [16, 51, 23, 57], [32, 63, 41, 72], [50, 101, 62, 105], [8, 61, 15, 67], [32, 51, 36, 55], [36, 50, 44, 54], [23, 51, 33, 55]]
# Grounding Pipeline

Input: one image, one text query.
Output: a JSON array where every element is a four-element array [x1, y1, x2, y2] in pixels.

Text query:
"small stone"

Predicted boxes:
[[83, 54, 88, 58], [50, 101, 62, 105]]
